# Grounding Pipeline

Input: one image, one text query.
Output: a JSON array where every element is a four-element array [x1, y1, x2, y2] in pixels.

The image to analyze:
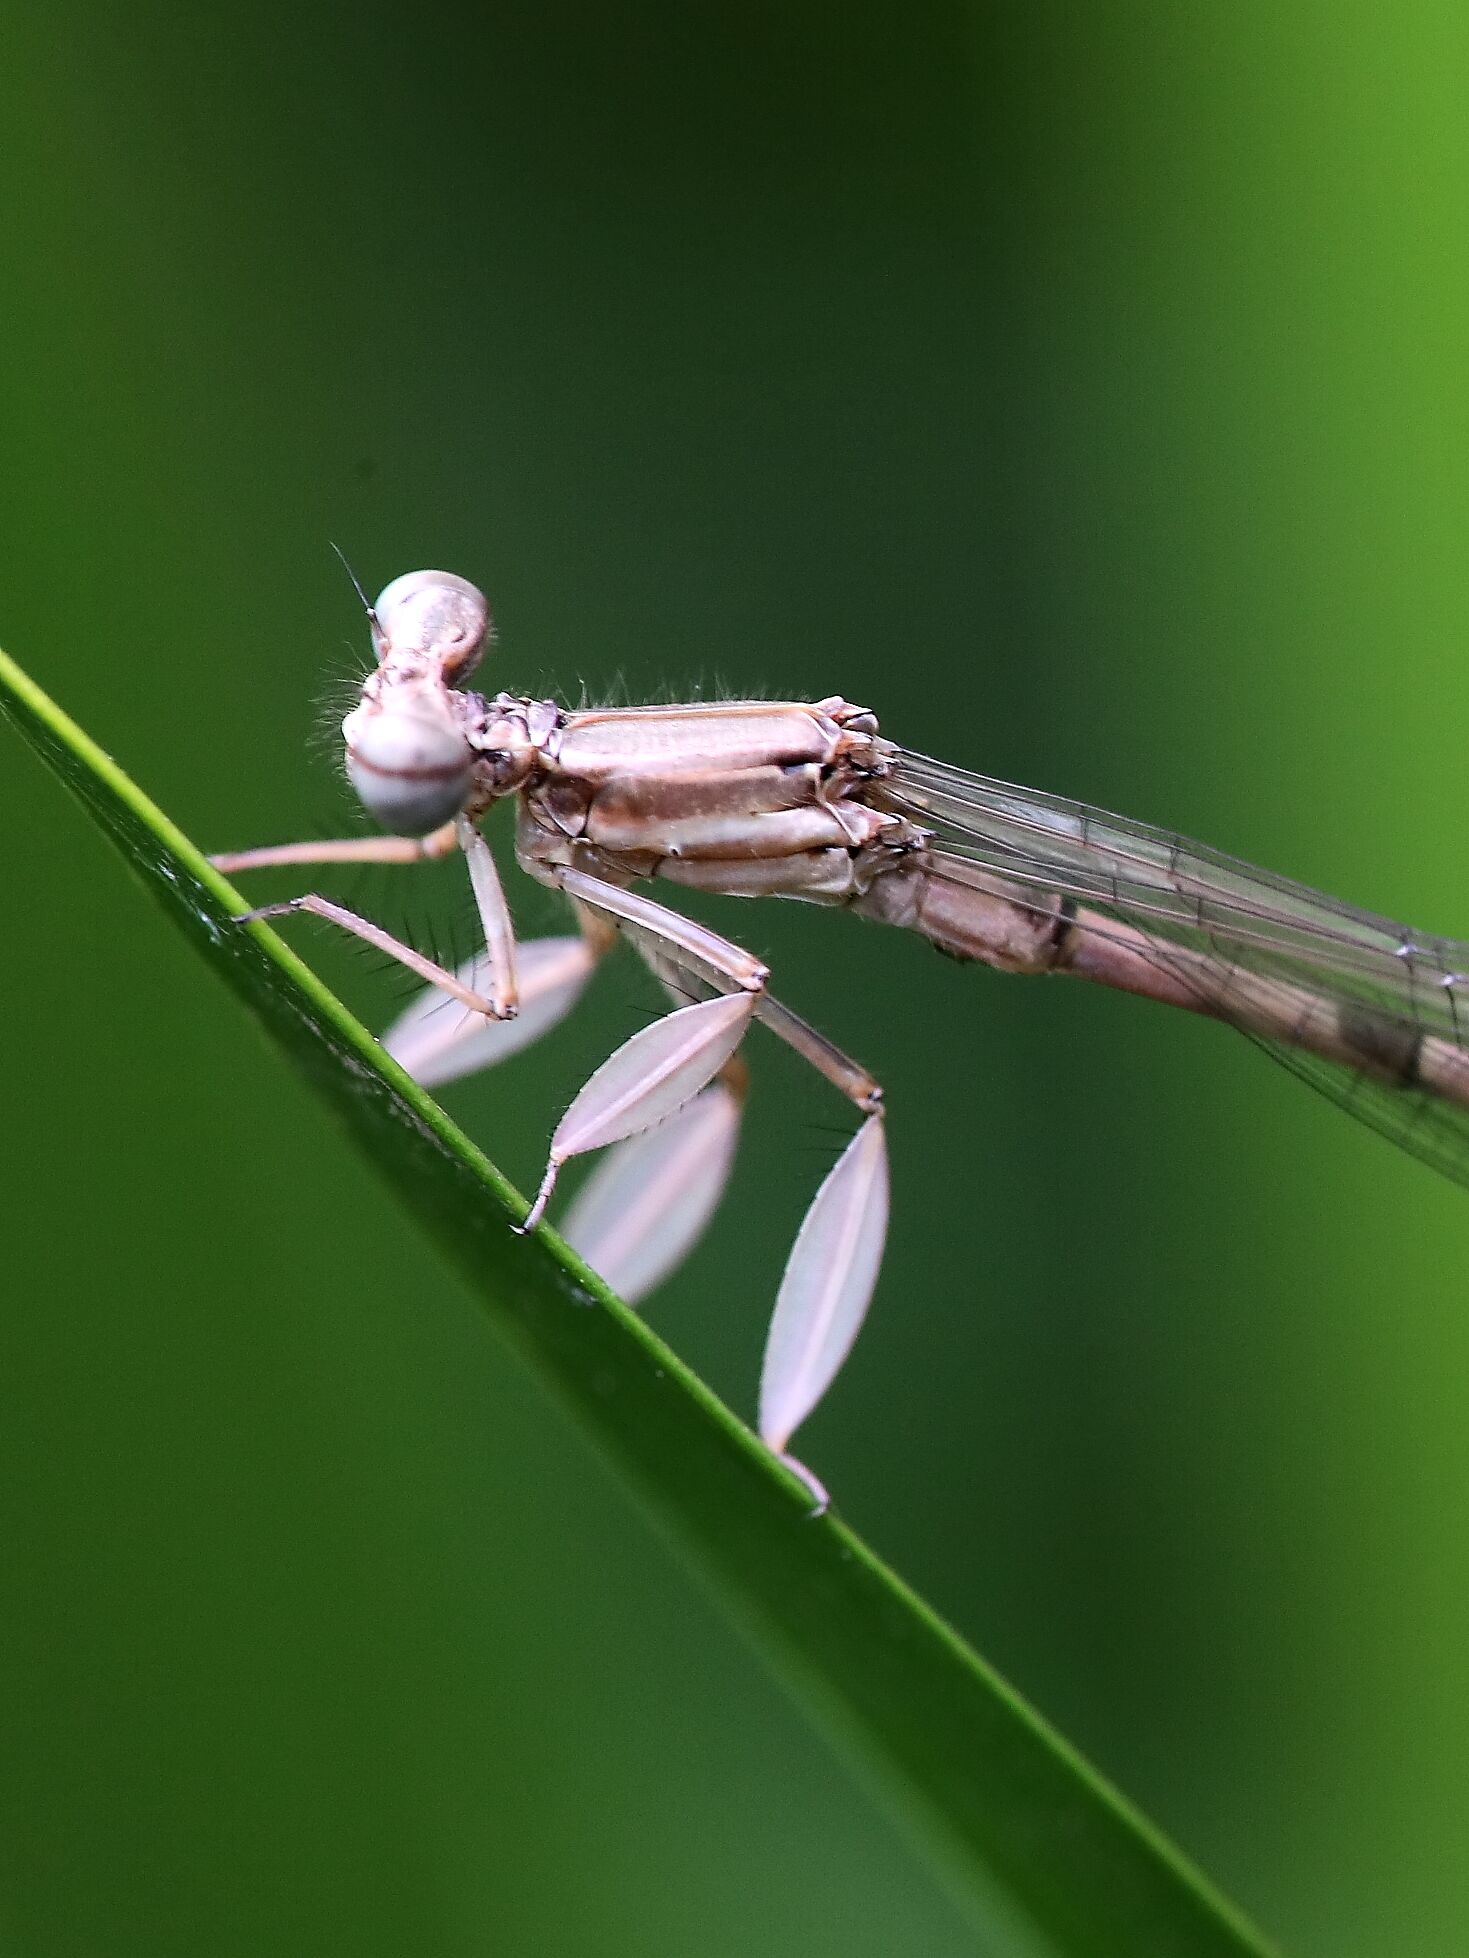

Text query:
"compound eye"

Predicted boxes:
[[372, 570, 492, 680], [343, 691, 476, 836]]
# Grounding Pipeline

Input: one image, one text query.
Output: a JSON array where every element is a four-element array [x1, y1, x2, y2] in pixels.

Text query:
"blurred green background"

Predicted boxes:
[[3, 4, 1468, 1953]]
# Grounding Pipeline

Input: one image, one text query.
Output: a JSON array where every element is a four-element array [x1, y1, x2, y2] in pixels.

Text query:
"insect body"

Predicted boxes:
[[217, 571, 1469, 1505]]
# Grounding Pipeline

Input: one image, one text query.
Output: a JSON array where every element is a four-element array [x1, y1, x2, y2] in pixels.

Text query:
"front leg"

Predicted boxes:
[[236, 891, 510, 1019], [224, 814, 520, 1020], [210, 818, 461, 875]]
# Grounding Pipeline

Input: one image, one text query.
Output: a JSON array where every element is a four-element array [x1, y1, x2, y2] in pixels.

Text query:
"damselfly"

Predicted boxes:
[[215, 571, 1469, 1504]]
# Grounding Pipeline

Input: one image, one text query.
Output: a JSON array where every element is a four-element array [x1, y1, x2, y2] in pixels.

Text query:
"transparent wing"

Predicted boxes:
[[879, 746, 1469, 1190]]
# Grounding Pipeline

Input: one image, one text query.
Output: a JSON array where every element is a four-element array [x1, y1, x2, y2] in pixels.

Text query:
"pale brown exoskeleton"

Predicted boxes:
[[217, 570, 1469, 1506]]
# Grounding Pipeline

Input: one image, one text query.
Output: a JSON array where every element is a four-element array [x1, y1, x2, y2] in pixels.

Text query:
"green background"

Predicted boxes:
[[3, 6, 1468, 1953]]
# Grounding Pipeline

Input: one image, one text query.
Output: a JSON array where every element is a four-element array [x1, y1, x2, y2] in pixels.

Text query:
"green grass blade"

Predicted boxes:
[[0, 644, 1279, 1958]]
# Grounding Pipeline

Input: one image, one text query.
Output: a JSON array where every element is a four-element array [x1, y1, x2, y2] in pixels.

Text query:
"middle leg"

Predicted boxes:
[[526, 866, 890, 1497]]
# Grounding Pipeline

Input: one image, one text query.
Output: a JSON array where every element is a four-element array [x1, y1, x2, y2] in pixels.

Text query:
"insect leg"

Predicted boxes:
[[384, 907, 617, 1089], [558, 936, 749, 1306], [531, 868, 889, 1509], [228, 820, 520, 1019], [235, 892, 510, 1018], [211, 819, 461, 875]]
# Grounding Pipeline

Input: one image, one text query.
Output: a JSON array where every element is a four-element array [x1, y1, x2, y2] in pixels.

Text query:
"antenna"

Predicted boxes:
[[329, 541, 379, 631]]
